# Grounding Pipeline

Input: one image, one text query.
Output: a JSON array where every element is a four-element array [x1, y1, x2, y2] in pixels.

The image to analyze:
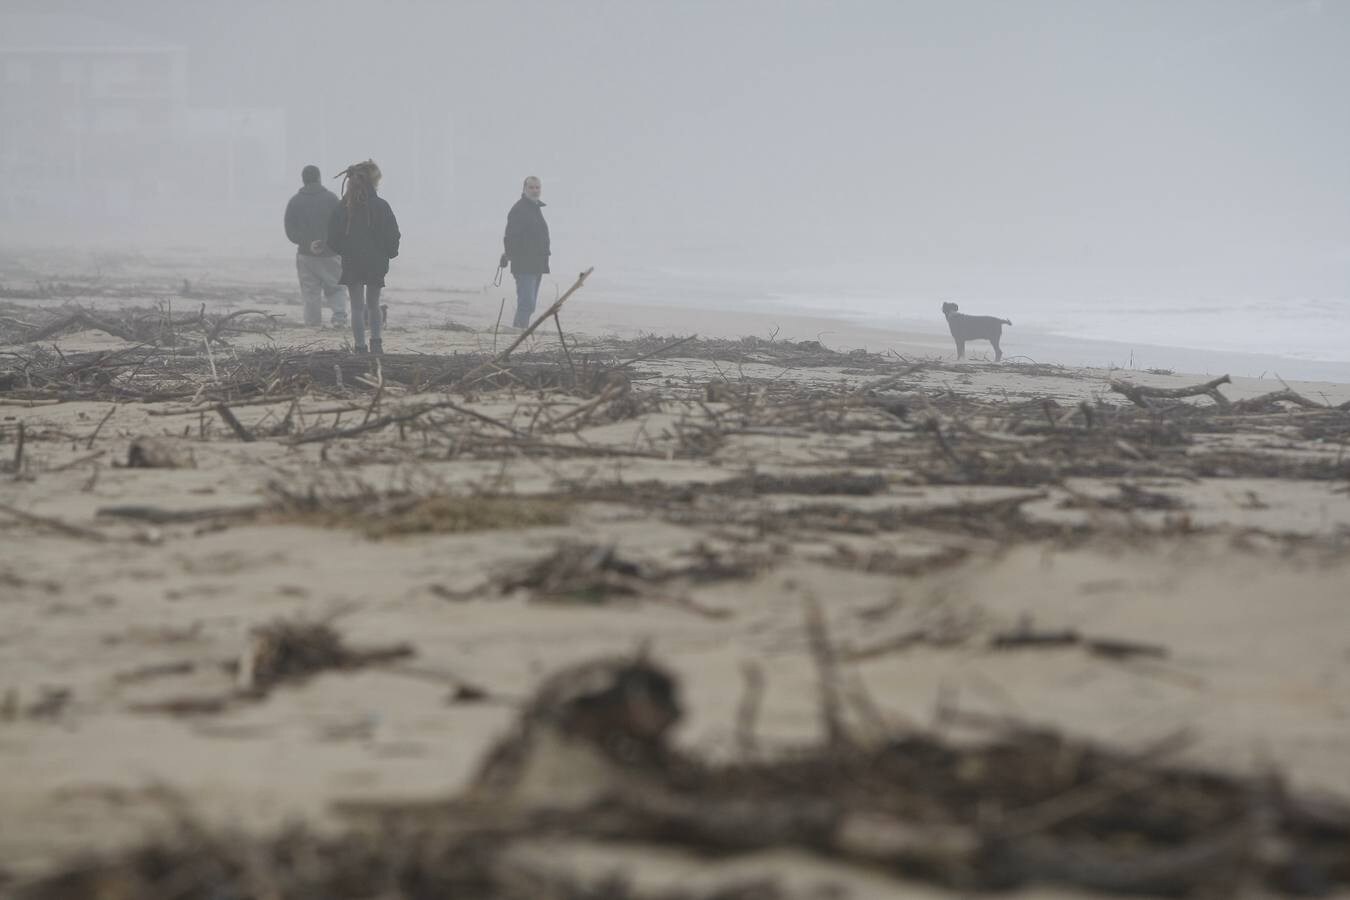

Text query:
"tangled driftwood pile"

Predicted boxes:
[[0, 300, 280, 347], [16, 653, 1350, 898], [0, 344, 627, 404]]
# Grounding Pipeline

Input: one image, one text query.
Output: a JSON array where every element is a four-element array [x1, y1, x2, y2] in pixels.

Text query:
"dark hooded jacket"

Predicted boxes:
[[326, 193, 401, 286], [284, 183, 341, 256], [503, 195, 550, 275]]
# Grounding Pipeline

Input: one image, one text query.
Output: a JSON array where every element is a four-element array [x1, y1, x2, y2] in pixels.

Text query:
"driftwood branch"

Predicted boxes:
[[803, 596, 847, 748], [735, 661, 765, 757], [23, 310, 138, 344], [445, 267, 593, 389], [1229, 388, 1329, 413], [10, 421, 24, 474], [205, 309, 273, 344], [543, 380, 626, 431], [553, 313, 578, 383], [619, 333, 699, 368], [288, 399, 519, 445], [0, 501, 107, 541], [1109, 374, 1231, 409], [216, 404, 256, 442], [85, 403, 119, 449]]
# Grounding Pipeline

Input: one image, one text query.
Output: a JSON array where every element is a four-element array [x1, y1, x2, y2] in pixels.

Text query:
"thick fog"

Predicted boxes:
[[2, 0, 1347, 305]]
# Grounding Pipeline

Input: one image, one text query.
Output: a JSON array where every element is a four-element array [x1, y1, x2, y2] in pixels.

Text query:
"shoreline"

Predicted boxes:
[[554, 290, 1350, 384], [3, 244, 1348, 383]]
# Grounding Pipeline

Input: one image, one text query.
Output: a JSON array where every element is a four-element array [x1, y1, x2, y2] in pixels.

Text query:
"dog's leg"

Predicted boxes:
[[992, 336, 1002, 362], [955, 339, 965, 360]]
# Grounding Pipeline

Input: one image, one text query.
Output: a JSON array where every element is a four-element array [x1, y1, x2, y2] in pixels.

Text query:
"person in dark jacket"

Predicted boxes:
[[284, 165, 347, 327], [327, 159, 400, 355], [500, 176, 550, 328]]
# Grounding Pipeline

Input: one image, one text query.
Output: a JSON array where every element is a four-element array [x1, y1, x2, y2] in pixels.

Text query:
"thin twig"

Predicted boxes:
[[553, 313, 578, 384], [360, 358, 385, 426], [85, 403, 119, 449], [50, 450, 106, 472], [11, 422, 24, 475], [619, 334, 699, 368], [735, 661, 765, 757], [803, 595, 847, 748], [492, 297, 505, 354], [0, 501, 108, 542], [290, 400, 488, 445], [203, 337, 219, 382]]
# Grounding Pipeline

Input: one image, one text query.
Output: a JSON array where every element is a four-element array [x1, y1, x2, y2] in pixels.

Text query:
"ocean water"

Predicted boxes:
[[764, 292, 1350, 364], [588, 263, 1350, 368]]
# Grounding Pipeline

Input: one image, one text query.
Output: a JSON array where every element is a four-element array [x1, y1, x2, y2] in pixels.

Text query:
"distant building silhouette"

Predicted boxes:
[[0, 13, 286, 232]]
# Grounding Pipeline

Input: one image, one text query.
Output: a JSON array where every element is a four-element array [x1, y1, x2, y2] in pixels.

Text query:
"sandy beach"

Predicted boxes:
[[2, 253, 1349, 897]]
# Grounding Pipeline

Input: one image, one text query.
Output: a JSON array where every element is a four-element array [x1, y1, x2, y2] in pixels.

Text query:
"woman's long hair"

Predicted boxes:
[[334, 160, 381, 233]]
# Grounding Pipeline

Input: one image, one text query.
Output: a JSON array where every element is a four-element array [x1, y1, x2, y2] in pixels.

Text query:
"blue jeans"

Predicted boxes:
[[348, 283, 382, 348], [513, 273, 542, 328]]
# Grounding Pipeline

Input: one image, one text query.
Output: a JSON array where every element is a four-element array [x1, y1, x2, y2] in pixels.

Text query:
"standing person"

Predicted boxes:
[[284, 165, 347, 327], [500, 175, 550, 329], [327, 159, 400, 355]]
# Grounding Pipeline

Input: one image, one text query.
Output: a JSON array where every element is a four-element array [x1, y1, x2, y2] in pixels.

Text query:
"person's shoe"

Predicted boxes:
[[332, 314, 348, 327], [354, 344, 369, 355], [369, 338, 383, 356]]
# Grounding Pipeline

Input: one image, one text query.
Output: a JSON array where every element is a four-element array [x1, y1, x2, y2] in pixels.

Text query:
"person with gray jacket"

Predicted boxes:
[[285, 165, 348, 326]]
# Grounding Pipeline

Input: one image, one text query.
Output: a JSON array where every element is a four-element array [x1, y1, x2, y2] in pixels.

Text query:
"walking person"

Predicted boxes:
[[326, 160, 400, 354], [500, 176, 550, 329], [284, 165, 347, 327]]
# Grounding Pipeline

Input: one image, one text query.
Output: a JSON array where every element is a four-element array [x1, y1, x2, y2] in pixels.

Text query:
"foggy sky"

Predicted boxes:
[[5, 0, 1349, 300]]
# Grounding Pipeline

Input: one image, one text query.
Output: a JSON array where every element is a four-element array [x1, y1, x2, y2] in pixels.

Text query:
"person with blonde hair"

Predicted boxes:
[[326, 160, 400, 354], [499, 175, 550, 329]]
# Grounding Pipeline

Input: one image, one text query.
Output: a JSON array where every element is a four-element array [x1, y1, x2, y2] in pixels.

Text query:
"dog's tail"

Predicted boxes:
[[1001, 318, 1013, 326]]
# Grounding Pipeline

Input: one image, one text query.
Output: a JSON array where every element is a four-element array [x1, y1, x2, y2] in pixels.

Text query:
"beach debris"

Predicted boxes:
[[32, 650, 1350, 898], [0, 686, 72, 722], [214, 403, 256, 442], [125, 436, 194, 469], [0, 501, 109, 542], [1059, 482, 1188, 512], [990, 621, 1169, 660], [1110, 374, 1233, 409], [471, 654, 683, 800], [235, 618, 414, 694], [2, 302, 277, 348], [266, 482, 572, 539], [717, 471, 889, 496], [127, 618, 414, 717], [503, 542, 646, 604], [498, 541, 761, 607], [13, 820, 786, 900]]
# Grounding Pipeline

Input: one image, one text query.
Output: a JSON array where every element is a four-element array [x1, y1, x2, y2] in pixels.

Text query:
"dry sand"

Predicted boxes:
[[1, 255, 1349, 896]]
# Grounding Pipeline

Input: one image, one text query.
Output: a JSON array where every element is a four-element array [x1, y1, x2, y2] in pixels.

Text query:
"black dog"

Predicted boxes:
[[942, 302, 1012, 362]]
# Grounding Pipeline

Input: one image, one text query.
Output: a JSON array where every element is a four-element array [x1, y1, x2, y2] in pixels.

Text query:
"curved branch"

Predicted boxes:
[[205, 309, 274, 344], [1109, 374, 1231, 410]]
